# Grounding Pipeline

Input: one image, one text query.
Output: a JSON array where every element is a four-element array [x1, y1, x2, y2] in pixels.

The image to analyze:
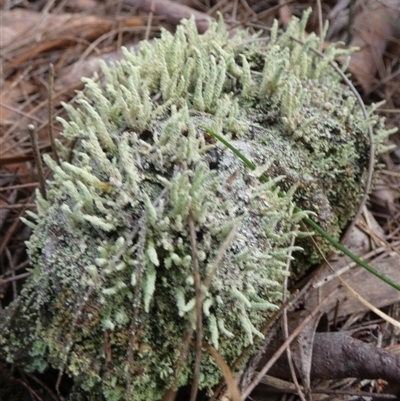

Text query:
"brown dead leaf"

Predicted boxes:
[[306, 210, 400, 319], [52, 40, 142, 104], [0, 9, 39, 49], [278, 3, 333, 51], [66, 0, 98, 12], [278, 0, 293, 27], [124, 0, 210, 33], [0, 80, 38, 122], [0, 135, 37, 178], [2, 9, 144, 72], [53, 51, 123, 97], [0, 154, 35, 167], [285, 310, 328, 400], [348, 0, 400, 94], [371, 177, 397, 216], [1, 80, 37, 103]]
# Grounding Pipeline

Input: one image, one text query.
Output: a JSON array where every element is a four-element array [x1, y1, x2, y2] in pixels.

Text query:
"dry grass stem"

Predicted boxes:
[[305, 224, 400, 329], [188, 210, 203, 401], [241, 289, 338, 399], [28, 125, 47, 200], [282, 229, 307, 401], [25, 372, 61, 401], [0, 272, 31, 284], [203, 343, 242, 401], [47, 63, 60, 165]]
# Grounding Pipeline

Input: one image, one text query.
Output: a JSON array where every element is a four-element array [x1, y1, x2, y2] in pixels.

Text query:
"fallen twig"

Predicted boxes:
[[241, 291, 337, 399], [262, 331, 400, 384]]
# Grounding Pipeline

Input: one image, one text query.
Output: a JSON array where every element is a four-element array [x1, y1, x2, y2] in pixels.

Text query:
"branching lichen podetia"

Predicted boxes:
[[0, 11, 395, 401]]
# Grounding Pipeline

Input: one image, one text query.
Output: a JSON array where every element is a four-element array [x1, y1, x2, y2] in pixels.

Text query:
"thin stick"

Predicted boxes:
[[25, 372, 61, 401], [1, 260, 30, 277], [16, 378, 45, 401], [145, 0, 155, 41], [0, 203, 36, 209], [232, 0, 238, 21], [316, 0, 323, 49], [282, 230, 307, 401], [1, 83, 71, 153], [304, 217, 400, 292], [239, 0, 257, 19], [5, 248, 18, 300], [241, 290, 338, 399], [174, 223, 240, 398], [188, 210, 202, 401], [255, 0, 296, 20], [210, 283, 314, 401], [0, 191, 36, 257], [28, 124, 47, 200], [0, 182, 39, 192], [0, 102, 51, 126], [169, 328, 193, 392], [260, 377, 398, 399], [304, 223, 400, 329], [312, 244, 394, 289], [202, 343, 242, 401], [48, 63, 60, 165]]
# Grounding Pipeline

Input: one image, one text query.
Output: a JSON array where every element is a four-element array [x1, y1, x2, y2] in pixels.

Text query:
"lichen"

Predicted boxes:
[[0, 11, 394, 401]]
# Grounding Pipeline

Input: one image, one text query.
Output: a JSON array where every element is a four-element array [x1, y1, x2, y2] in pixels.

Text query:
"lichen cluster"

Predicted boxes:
[[0, 11, 393, 401]]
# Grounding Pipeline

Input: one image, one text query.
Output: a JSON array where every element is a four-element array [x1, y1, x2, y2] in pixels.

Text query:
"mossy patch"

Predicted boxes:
[[0, 11, 393, 401]]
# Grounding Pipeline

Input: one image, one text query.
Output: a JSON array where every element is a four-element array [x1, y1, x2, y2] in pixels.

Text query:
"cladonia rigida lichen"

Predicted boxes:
[[0, 10, 395, 401]]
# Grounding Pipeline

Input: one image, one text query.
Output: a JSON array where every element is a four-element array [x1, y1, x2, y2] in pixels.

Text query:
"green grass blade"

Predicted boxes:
[[202, 126, 400, 292]]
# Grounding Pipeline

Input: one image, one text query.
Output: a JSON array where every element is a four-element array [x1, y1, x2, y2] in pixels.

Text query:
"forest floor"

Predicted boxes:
[[1, 1, 400, 400]]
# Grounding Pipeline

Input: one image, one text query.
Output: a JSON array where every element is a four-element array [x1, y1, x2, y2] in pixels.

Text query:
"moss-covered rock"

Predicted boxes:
[[0, 12, 393, 401]]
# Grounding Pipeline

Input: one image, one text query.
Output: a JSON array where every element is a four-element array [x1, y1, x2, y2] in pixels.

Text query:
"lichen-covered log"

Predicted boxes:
[[0, 12, 393, 401]]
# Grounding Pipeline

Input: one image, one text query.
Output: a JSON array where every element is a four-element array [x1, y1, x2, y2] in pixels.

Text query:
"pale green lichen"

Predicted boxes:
[[0, 11, 395, 401]]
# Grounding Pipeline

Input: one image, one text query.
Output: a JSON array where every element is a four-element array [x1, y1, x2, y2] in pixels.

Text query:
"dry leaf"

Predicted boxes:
[[0, 80, 38, 122], [285, 310, 328, 399], [0, 9, 40, 49], [66, 0, 97, 11], [2, 9, 144, 71], [278, 0, 293, 27], [371, 177, 397, 216], [348, 0, 400, 94], [53, 51, 124, 96], [306, 210, 400, 319], [124, 0, 210, 33]]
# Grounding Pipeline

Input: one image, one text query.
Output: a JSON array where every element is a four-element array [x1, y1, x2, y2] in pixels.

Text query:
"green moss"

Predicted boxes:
[[0, 11, 394, 401]]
